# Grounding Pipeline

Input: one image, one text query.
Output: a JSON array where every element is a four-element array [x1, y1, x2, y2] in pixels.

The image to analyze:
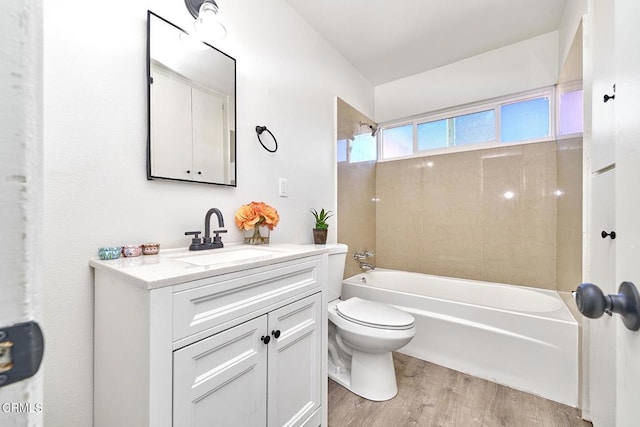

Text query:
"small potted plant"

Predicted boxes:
[[310, 208, 333, 244]]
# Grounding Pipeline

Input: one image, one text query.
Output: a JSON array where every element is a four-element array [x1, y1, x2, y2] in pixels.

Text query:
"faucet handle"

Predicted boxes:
[[185, 231, 202, 247], [353, 250, 375, 260], [212, 229, 227, 245]]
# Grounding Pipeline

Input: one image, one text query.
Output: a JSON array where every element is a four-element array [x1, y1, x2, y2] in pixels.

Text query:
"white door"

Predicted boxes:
[[0, 3, 43, 425], [587, 0, 640, 426], [173, 316, 268, 427], [612, 1, 640, 425], [267, 293, 322, 427], [587, 170, 616, 426]]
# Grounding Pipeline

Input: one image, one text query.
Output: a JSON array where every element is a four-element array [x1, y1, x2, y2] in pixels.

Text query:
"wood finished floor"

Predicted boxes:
[[328, 353, 592, 427]]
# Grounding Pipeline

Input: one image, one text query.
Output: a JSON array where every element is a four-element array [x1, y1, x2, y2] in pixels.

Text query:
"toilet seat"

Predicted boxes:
[[336, 297, 414, 330]]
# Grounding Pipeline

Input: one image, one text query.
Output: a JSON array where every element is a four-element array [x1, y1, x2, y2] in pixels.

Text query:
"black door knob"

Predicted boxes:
[[601, 230, 616, 239], [575, 282, 640, 331], [261, 335, 271, 345], [271, 330, 281, 339], [575, 283, 609, 318]]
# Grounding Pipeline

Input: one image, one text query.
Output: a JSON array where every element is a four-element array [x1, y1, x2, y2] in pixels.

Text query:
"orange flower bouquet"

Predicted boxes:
[[235, 201, 280, 244]]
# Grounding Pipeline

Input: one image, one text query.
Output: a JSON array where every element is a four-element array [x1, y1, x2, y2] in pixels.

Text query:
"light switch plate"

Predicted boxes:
[[279, 178, 288, 197]]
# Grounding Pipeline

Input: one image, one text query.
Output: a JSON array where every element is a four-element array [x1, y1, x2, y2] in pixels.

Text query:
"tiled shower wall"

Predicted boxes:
[[337, 161, 376, 279], [338, 139, 582, 292]]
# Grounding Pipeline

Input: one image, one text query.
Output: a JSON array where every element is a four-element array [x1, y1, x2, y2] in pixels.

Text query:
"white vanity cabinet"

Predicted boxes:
[[173, 293, 322, 427], [91, 247, 327, 427]]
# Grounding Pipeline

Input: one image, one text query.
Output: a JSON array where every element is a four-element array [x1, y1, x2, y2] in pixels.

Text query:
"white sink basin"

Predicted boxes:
[[175, 248, 278, 266]]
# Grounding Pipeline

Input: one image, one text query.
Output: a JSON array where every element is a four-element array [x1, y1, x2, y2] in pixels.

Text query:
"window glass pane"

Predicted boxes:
[[337, 139, 347, 162], [350, 134, 376, 162], [501, 97, 550, 143], [382, 125, 413, 159], [453, 110, 495, 146], [558, 90, 583, 135], [417, 119, 449, 150]]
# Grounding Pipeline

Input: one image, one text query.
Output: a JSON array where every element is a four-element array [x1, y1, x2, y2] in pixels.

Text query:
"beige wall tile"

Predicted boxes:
[[338, 161, 376, 279], [337, 115, 583, 292], [336, 98, 378, 279], [556, 138, 583, 292]]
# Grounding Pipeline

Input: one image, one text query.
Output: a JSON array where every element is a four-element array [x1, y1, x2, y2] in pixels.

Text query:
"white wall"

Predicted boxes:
[[558, 0, 588, 74], [0, 1, 43, 425], [42, 0, 373, 424], [374, 31, 559, 123]]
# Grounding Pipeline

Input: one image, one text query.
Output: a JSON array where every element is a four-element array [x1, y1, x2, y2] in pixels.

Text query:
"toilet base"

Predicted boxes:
[[328, 350, 398, 401]]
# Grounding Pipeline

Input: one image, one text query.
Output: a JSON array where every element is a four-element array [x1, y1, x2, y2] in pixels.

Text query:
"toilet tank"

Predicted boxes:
[[326, 243, 348, 302]]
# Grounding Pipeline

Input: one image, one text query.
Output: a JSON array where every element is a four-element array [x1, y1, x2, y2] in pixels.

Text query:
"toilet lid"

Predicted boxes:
[[336, 297, 414, 330]]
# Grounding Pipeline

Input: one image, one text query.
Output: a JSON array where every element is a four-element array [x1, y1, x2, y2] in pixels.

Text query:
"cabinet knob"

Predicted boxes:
[[601, 230, 616, 240], [186, 170, 191, 174], [271, 330, 281, 339], [261, 335, 271, 345]]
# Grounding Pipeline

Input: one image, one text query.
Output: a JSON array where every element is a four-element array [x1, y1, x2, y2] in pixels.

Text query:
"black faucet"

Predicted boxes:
[[185, 208, 228, 251]]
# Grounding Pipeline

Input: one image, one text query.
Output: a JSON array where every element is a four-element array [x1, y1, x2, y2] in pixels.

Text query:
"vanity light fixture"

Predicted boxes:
[[185, 0, 227, 42]]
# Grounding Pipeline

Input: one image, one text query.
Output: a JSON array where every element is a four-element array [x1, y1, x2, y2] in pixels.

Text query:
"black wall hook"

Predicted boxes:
[[604, 84, 616, 103], [255, 125, 278, 153], [601, 230, 616, 239]]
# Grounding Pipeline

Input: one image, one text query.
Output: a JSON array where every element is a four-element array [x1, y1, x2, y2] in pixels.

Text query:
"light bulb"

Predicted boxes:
[[194, 0, 227, 42]]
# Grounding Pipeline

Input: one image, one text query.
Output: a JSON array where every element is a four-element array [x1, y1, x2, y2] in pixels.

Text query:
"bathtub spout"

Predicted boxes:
[[360, 262, 375, 271]]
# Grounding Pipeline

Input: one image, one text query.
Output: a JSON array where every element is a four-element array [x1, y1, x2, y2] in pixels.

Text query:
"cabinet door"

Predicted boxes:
[[192, 87, 226, 183], [267, 293, 322, 427], [150, 69, 194, 180], [173, 316, 268, 427]]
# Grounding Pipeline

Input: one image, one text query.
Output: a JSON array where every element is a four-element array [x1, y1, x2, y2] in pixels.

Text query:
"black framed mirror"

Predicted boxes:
[[147, 11, 236, 186]]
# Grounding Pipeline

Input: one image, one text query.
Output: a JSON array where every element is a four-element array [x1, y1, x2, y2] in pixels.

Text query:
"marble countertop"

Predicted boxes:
[[89, 243, 329, 290]]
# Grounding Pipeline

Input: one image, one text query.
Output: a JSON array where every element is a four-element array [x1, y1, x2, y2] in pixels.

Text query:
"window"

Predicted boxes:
[[417, 119, 448, 151], [382, 124, 413, 159], [380, 87, 583, 160], [337, 139, 348, 162], [416, 110, 495, 151], [350, 134, 377, 162], [500, 97, 550, 143], [558, 89, 583, 136], [337, 134, 377, 163], [453, 110, 495, 145]]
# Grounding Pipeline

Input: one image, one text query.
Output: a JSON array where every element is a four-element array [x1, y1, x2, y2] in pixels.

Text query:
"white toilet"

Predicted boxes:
[[326, 244, 415, 401]]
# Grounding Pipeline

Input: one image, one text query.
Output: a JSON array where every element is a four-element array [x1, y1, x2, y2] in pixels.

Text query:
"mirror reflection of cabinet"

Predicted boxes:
[[151, 65, 228, 183], [147, 11, 236, 186]]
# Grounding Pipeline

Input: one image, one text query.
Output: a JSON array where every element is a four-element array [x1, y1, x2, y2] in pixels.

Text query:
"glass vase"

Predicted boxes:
[[244, 225, 270, 245]]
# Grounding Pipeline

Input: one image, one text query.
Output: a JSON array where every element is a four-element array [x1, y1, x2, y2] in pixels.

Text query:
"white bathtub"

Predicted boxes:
[[342, 269, 579, 407]]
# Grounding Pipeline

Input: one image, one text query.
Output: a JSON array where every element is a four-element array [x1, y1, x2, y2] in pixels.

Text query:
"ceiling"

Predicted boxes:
[[284, 0, 568, 85]]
